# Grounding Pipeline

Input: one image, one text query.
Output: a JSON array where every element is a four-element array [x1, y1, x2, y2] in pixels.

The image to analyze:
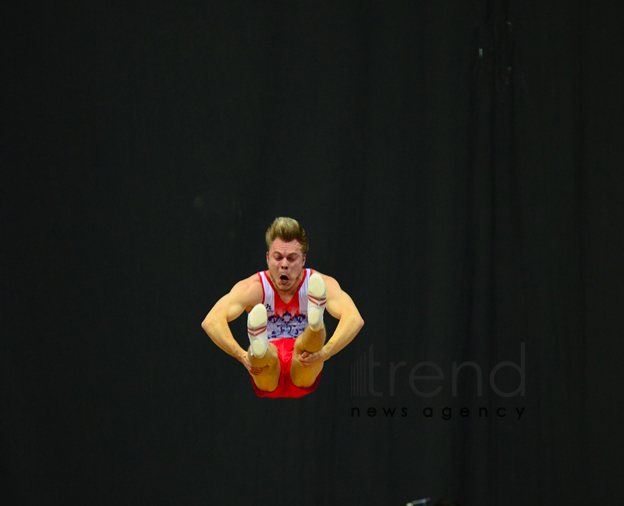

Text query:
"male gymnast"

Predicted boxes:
[[201, 217, 364, 398]]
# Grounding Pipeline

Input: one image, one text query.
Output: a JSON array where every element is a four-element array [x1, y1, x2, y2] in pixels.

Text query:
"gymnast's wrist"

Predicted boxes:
[[321, 344, 333, 361], [235, 347, 246, 362]]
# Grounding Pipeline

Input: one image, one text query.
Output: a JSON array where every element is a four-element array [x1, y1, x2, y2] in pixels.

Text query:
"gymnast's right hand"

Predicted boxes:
[[240, 351, 269, 376]]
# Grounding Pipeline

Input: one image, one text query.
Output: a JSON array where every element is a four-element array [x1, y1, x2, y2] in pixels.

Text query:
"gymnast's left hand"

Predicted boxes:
[[297, 348, 328, 367]]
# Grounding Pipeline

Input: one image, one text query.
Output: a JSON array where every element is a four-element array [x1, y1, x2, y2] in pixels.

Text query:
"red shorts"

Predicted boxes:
[[250, 338, 322, 398]]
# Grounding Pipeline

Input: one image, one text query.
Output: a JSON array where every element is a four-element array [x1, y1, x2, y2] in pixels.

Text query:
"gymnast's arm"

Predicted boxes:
[[201, 275, 263, 365]]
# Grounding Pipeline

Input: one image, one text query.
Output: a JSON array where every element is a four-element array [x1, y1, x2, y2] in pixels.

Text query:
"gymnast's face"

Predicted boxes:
[[266, 238, 306, 293]]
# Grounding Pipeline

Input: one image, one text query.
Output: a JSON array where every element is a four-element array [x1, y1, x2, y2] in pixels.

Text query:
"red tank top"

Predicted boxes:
[[257, 268, 313, 340]]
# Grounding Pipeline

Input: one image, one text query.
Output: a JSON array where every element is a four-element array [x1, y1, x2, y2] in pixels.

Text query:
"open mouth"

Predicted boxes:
[[279, 275, 289, 283]]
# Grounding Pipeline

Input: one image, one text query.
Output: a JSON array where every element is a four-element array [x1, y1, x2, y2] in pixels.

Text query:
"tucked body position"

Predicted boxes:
[[201, 217, 364, 398]]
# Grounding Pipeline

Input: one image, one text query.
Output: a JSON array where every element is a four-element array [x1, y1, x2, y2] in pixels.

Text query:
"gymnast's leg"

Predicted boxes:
[[248, 304, 280, 392], [248, 342, 280, 392], [290, 324, 327, 388], [290, 272, 327, 388]]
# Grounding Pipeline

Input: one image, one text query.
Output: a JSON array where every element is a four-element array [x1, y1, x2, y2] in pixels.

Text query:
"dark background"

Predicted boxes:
[[2, 1, 623, 505]]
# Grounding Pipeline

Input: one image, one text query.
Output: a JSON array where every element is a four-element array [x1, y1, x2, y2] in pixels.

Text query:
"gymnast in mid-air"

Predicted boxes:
[[201, 217, 364, 398]]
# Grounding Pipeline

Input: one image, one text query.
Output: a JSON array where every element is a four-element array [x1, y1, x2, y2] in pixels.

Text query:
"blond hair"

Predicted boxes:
[[265, 217, 309, 254]]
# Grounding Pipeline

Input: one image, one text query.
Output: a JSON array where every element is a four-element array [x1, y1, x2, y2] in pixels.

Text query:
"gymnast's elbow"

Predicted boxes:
[[201, 315, 215, 334], [354, 315, 365, 331]]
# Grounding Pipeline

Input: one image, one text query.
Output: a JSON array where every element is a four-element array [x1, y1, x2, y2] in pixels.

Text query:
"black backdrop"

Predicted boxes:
[[2, 1, 623, 505]]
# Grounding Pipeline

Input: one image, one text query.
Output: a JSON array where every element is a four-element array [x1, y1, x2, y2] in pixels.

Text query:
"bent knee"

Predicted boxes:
[[290, 371, 321, 389], [290, 362, 323, 388]]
